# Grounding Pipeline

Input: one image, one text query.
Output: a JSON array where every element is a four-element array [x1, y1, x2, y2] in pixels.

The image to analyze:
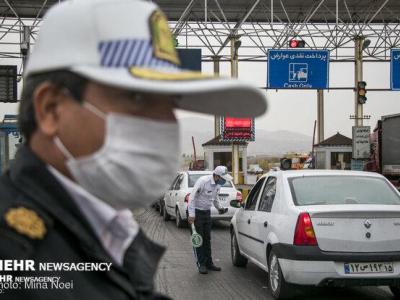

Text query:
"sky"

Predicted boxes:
[[176, 59, 400, 139]]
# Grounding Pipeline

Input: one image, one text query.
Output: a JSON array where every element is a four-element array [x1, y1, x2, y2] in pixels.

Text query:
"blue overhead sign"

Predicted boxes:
[[267, 50, 329, 89], [391, 49, 400, 90]]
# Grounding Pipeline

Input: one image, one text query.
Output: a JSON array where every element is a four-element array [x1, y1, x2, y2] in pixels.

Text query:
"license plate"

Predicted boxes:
[[344, 262, 394, 274], [218, 196, 228, 202]]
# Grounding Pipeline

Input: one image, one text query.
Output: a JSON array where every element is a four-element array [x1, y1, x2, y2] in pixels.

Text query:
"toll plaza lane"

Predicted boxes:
[[133, 209, 394, 300]]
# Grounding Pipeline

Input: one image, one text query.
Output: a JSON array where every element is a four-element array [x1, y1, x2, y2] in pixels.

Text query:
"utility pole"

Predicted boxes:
[[354, 36, 364, 127], [21, 26, 31, 70], [317, 89, 324, 143], [231, 36, 239, 78], [230, 35, 240, 185], [213, 55, 221, 137]]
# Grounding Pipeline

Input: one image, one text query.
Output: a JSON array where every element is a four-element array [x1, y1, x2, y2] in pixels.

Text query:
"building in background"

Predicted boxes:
[[314, 133, 352, 170], [202, 136, 248, 184], [0, 115, 21, 173]]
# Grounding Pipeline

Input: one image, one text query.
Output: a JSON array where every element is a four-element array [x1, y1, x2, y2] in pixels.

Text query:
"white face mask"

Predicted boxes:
[[54, 102, 180, 209]]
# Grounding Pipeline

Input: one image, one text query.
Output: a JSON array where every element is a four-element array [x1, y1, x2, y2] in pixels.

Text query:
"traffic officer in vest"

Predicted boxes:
[[188, 166, 232, 274], [0, 0, 267, 299]]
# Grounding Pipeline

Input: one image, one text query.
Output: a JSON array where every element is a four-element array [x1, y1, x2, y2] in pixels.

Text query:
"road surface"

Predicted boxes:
[[134, 208, 395, 300]]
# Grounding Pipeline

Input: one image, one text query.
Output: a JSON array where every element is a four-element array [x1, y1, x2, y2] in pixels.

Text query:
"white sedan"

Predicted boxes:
[[230, 169, 400, 299], [161, 171, 242, 227]]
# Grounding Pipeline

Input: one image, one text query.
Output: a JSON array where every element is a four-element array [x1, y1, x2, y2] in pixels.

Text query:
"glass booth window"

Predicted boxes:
[[213, 152, 243, 172]]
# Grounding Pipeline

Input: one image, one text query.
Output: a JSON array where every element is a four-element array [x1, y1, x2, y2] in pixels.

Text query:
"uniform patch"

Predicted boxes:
[[149, 10, 180, 66], [5, 207, 46, 239]]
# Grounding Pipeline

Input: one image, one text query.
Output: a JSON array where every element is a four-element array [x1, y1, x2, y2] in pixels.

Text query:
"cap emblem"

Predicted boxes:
[[149, 10, 180, 66]]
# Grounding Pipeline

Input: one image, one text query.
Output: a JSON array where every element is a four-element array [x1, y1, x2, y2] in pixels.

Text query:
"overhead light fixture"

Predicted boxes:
[[234, 40, 242, 49], [362, 39, 371, 50]]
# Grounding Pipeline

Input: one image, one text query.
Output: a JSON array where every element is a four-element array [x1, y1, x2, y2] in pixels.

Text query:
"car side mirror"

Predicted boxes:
[[230, 200, 243, 208]]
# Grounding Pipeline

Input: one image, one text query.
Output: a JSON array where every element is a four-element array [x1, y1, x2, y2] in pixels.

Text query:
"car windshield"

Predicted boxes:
[[188, 174, 233, 188], [289, 175, 400, 206]]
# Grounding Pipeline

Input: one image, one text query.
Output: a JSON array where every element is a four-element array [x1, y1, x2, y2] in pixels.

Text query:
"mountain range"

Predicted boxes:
[[178, 117, 313, 156]]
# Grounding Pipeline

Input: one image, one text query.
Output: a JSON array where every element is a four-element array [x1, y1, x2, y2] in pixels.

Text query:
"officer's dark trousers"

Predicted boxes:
[[192, 209, 213, 268]]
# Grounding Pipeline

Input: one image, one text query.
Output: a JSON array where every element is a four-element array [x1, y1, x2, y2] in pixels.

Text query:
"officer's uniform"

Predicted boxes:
[[0, 146, 167, 300], [188, 174, 223, 269]]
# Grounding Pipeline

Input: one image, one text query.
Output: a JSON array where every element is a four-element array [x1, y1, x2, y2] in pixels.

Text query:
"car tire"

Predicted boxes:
[[231, 231, 248, 267], [175, 208, 186, 228], [390, 286, 400, 298], [162, 204, 170, 221], [268, 250, 294, 299]]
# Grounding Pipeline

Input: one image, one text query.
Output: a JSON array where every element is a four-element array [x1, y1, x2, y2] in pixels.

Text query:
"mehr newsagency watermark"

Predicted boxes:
[[0, 260, 112, 294]]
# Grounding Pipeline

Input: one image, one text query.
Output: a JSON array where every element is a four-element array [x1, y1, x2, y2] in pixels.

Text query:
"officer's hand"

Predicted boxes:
[[188, 217, 195, 224], [218, 208, 228, 215]]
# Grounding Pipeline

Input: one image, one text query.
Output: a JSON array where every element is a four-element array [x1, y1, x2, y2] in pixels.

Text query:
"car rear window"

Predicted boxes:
[[188, 174, 233, 188], [288, 176, 400, 206]]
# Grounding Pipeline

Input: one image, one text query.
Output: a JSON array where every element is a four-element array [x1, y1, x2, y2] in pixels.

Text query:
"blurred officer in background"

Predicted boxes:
[[188, 166, 232, 274], [0, 0, 267, 299]]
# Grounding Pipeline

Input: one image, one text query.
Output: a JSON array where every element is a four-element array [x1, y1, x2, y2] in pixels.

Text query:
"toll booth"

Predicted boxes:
[[202, 135, 248, 183], [314, 132, 352, 170], [0, 115, 22, 173]]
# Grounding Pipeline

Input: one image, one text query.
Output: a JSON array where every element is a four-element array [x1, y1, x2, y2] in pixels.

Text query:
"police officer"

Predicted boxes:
[[0, 0, 267, 299], [188, 166, 232, 274]]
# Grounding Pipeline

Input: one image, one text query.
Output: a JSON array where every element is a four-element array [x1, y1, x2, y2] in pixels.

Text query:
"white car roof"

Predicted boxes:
[[260, 169, 385, 180], [181, 170, 213, 175]]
